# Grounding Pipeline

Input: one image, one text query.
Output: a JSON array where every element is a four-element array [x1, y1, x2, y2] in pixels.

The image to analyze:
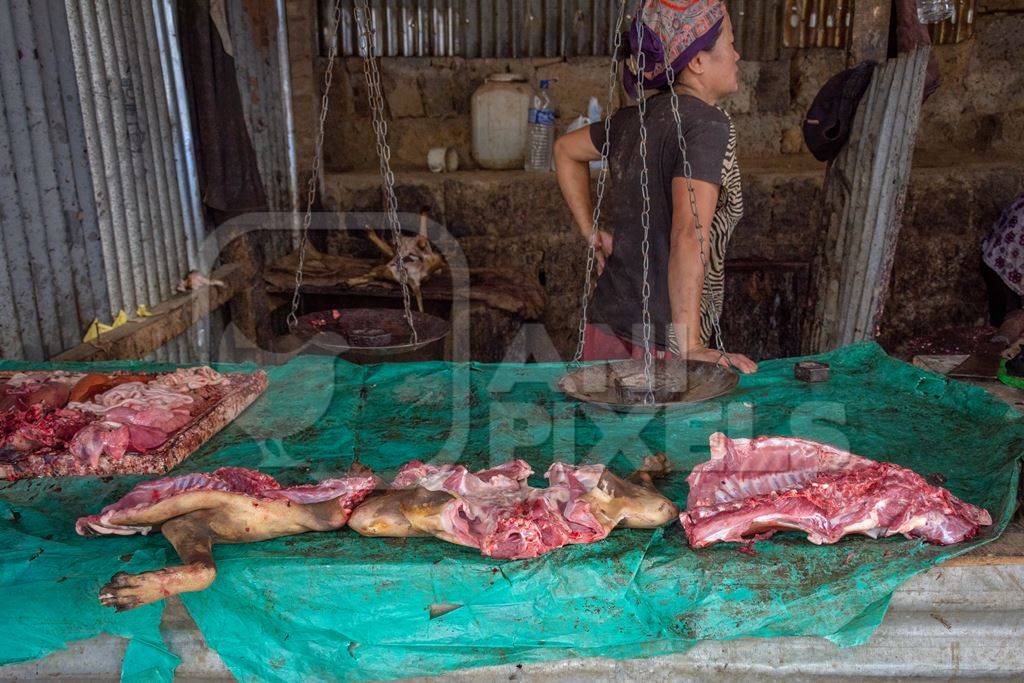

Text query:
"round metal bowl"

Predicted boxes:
[[293, 308, 449, 356], [558, 358, 739, 413]]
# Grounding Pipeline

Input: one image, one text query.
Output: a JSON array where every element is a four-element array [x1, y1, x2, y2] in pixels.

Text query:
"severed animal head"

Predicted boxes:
[[350, 209, 446, 311]]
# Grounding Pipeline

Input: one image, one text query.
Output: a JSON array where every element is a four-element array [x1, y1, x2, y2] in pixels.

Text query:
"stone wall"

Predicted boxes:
[[296, 5, 1024, 358], [321, 160, 1024, 360], [319, 11, 1024, 171]]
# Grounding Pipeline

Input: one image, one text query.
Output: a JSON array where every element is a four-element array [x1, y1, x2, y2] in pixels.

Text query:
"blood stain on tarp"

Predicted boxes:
[[120, 552, 134, 563]]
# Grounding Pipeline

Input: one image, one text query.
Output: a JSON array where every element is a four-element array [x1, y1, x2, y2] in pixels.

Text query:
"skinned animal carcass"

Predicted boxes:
[[350, 456, 678, 559], [77, 466, 377, 610]]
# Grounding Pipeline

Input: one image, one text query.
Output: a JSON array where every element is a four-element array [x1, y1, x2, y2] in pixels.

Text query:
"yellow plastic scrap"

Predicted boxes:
[[82, 319, 112, 342], [135, 304, 155, 318], [81, 309, 132, 342]]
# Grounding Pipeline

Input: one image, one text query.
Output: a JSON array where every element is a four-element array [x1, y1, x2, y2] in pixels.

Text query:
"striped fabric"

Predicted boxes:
[[668, 109, 743, 353]]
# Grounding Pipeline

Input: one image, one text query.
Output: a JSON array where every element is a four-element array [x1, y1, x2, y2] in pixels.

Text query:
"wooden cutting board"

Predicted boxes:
[[0, 370, 267, 480]]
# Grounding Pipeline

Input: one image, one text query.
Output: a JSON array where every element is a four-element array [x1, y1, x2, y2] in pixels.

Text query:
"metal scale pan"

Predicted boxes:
[[293, 308, 449, 356], [559, 358, 739, 413]]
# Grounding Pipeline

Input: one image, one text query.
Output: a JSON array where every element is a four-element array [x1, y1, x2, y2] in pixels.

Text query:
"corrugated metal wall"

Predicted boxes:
[[0, 0, 266, 362], [0, 0, 109, 360], [230, 0, 300, 261], [326, 0, 784, 60], [783, 0, 977, 48]]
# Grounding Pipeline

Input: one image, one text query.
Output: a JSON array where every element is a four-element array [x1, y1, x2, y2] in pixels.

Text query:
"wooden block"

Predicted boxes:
[[54, 263, 246, 362]]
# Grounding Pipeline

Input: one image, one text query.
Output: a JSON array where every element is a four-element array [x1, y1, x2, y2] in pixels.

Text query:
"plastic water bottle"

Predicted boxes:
[[525, 80, 556, 172], [915, 0, 954, 23], [587, 96, 605, 171]]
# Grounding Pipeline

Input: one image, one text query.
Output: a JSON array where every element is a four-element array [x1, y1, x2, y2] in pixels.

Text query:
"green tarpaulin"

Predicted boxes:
[[0, 342, 1020, 681]]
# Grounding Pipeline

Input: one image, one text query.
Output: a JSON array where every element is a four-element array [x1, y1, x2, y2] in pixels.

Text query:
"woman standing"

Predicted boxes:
[[554, 0, 756, 373]]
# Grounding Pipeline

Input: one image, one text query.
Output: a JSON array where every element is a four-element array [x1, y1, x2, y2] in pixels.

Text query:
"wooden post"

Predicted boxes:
[[802, 48, 931, 354], [848, 0, 892, 64]]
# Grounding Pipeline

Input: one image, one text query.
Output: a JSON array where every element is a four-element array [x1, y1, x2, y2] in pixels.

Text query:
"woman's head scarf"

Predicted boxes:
[[622, 0, 726, 98]]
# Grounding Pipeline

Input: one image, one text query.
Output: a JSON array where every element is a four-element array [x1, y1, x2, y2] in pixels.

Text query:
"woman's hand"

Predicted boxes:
[[686, 346, 758, 374], [591, 230, 613, 275]]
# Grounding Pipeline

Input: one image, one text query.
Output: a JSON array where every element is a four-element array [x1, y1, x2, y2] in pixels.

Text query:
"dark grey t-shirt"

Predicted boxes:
[[588, 92, 730, 349]]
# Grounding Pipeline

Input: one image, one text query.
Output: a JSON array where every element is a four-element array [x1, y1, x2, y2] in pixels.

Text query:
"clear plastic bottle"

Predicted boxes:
[[587, 96, 605, 171], [525, 80, 556, 172], [915, 0, 954, 23]]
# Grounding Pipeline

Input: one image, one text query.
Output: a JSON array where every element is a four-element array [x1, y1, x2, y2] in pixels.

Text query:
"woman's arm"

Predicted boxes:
[[668, 177, 757, 373], [554, 126, 614, 271]]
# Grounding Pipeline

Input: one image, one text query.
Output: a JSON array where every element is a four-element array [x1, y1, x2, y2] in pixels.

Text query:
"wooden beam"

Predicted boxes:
[[848, 0, 892, 64], [53, 263, 246, 362]]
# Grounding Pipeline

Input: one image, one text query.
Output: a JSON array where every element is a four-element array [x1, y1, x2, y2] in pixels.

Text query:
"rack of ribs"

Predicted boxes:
[[681, 433, 992, 548]]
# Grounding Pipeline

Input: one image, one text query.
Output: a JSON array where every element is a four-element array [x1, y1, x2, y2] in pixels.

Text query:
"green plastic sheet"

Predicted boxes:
[[0, 342, 1020, 681]]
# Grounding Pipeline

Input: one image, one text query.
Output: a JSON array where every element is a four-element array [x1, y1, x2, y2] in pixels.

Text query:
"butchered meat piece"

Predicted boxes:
[[150, 366, 229, 391], [392, 461, 627, 559], [68, 422, 132, 467], [681, 433, 992, 548], [4, 408, 94, 451], [103, 406, 191, 434], [71, 382, 194, 413]]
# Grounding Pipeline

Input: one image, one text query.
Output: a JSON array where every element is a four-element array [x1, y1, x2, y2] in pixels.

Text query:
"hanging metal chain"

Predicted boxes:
[[571, 0, 628, 365], [634, 10, 655, 405], [662, 57, 729, 367], [287, 0, 343, 330], [355, 0, 418, 343]]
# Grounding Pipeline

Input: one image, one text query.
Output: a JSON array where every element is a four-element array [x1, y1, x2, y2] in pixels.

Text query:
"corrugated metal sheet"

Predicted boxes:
[[783, 0, 976, 48], [928, 0, 976, 44], [0, 0, 205, 361], [326, 0, 784, 60], [229, 0, 298, 261], [0, 0, 109, 360], [782, 0, 853, 48]]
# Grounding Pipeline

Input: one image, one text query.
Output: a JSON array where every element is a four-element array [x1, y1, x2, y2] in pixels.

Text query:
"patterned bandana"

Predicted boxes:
[[622, 0, 726, 99]]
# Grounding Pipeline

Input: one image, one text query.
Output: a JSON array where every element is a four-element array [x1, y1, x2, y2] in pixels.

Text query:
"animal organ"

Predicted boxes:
[[1, 368, 266, 479]]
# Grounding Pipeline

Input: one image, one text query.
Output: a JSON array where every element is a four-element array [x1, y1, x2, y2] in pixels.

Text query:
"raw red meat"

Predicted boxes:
[[104, 406, 192, 434], [0, 381, 69, 414], [393, 460, 608, 559], [1, 405, 43, 443], [681, 433, 993, 548], [0, 369, 266, 480], [5, 408, 94, 451], [68, 422, 132, 467], [76, 467, 378, 536]]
